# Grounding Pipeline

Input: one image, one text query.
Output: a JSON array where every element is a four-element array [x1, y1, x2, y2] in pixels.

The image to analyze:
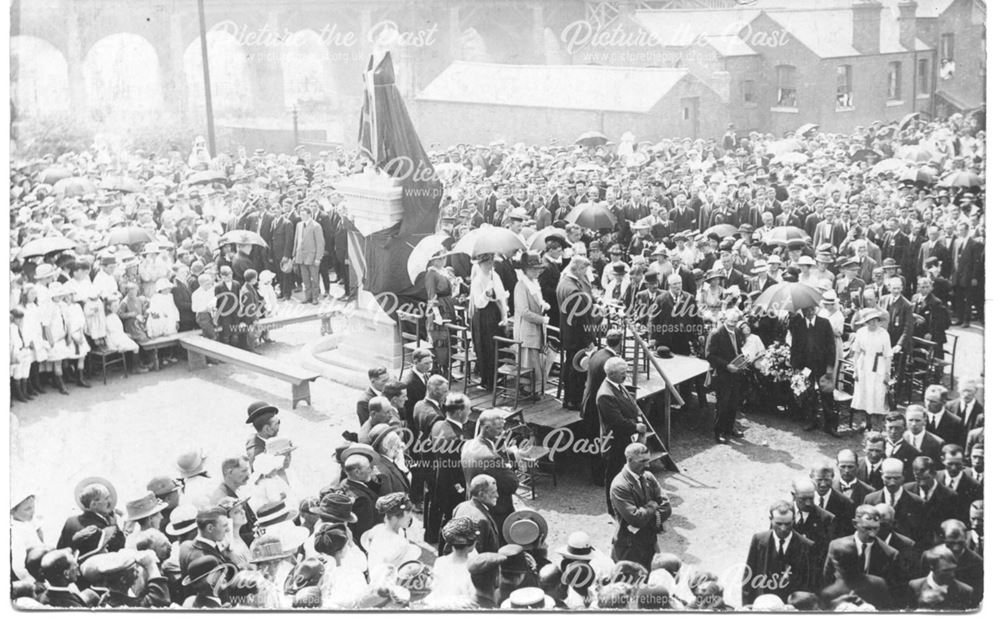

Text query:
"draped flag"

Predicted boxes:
[[354, 51, 443, 299]]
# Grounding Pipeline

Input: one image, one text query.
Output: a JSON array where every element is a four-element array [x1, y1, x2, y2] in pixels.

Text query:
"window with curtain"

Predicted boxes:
[[836, 65, 853, 108], [888, 61, 902, 100], [776, 65, 797, 107]]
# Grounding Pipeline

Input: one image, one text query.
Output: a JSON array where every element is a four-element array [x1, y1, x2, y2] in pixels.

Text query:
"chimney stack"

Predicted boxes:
[[852, 0, 883, 55], [897, 0, 917, 49]]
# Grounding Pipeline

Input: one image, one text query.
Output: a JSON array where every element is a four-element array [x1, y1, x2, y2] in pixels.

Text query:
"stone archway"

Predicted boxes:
[[182, 29, 252, 117], [10, 35, 70, 117], [83, 33, 163, 119]]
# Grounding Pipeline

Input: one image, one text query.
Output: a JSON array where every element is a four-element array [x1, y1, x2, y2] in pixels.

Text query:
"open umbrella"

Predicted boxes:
[[939, 171, 984, 188], [40, 166, 73, 185], [187, 170, 228, 186], [753, 282, 824, 313], [897, 111, 923, 132], [406, 233, 453, 283], [17, 236, 78, 259], [527, 226, 568, 252], [704, 224, 738, 239], [850, 148, 881, 163], [54, 177, 97, 198], [900, 166, 937, 185], [452, 224, 526, 257], [762, 226, 809, 246], [771, 152, 809, 166], [795, 123, 819, 137], [100, 175, 144, 194], [218, 230, 268, 248], [575, 131, 609, 147], [106, 226, 153, 247], [895, 145, 937, 163], [869, 158, 908, 176], [566, 202, 616, 230]]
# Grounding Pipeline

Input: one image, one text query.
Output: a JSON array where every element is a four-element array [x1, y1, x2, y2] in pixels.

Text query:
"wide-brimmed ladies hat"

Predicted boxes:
[[519, 251, 546, 270], [502, 509, 548, 547], [309, 491, 358, 524], [249, 534, 296, 563], [704, 269, 724, 281], [856, 307, 889, 326], [74, 476, 117, 510]]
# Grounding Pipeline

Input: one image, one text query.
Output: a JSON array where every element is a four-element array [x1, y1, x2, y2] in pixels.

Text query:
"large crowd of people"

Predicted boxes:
[[9, 110, 986, 610]]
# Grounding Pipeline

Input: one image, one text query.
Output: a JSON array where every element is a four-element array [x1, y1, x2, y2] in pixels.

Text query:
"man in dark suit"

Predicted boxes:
[[916, 226, 949, 276], [460, 410, 519, 531], [873, 502, 920, 586], [884, 412, 919, 480], [172, 266, 196, 331], [949, 221, 982, 326], [907, 546, 976, 610], [922, 385, 964, 446], [400, 348, 433, 428], [57, 482, 125, 553], [904, 406, 945, 465], [338, 452, 380, 545], [881, 217, 908, 263], [945, 378, 984, 442], [580, 330, 623, 485], [598, 357, 648, 514], [939, 520, 984, 604], [834, 448, 875, 507], [747, 260, 777, 294], [356, 366, 389, 425], [791, 477, 836, 566], [706, 309, 746, 443], [912, 278, 950, 356], [451, 475, 502, 554], [821, 505, 898, 590], [811, 462, 856, 538], [268, 204, 297, 299], [178, 507, 236, 576], [718, 248, 746, 291], [863, 458, 924, 541], [858, 432, 888, 490], [881, 277, 914, 398], [409, 375, 448, 505], [788, 306, 836, 431], [820, 541, 892, 609], [743, 500, 814, 605], [937, 445, 983, 523], [609, 443, 671, 570], [37, 549, 88, 607], [903, 456, 960, 544]]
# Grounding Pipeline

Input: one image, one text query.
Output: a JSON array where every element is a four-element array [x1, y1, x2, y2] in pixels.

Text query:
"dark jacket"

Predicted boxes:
[[743, 530, 814, 604], [863, 489, 924, 541], [788, 314, 836, 374], [339, 477, 380, 545], [609, 467, 667, 569], [57, 510, 125, 553]]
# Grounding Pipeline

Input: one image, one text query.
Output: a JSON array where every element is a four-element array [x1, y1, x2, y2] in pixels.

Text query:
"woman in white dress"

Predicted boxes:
[[42, 284, 74, 394], [423, 516, 477, 608], [361, 493, 421, 587], [18, 285, 49, 395], [145, 278, 180, 339], [817, 290, 845, 367], [103, 296, 140, 354], [849, 308, 893, 431], [10, 493, 43, 584]]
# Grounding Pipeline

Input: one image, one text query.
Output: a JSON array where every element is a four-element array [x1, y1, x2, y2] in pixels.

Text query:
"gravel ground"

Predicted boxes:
[[9, 320, 983, 608]]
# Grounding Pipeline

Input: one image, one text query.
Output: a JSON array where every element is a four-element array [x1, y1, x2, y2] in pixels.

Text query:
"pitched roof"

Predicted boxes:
[[763, 6, 932, 58], [631, 8, 762, 47], [416, 62, 694, 113]]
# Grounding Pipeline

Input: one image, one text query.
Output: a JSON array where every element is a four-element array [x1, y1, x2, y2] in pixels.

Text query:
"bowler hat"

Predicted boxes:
[[181, 555, 235, 588], [880, 258, 900, 270], [246, 400, 279, 424]]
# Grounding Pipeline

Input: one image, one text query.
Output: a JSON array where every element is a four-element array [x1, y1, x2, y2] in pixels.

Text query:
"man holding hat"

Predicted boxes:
[[86, 549, 171, 607], [245, 400, 281, 470]]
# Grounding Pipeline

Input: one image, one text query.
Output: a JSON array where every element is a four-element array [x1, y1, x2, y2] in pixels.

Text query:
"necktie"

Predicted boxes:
[[798, 511, 805, 525], [861, 543, 870, 573], [889, 491, 897, 507], [819, 495, 826, 510], [777, 538, 786, 560], [949, 476, 958, 491]]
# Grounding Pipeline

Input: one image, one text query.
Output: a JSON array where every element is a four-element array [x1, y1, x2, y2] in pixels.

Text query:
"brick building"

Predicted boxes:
[[413, 61, 726, 145]]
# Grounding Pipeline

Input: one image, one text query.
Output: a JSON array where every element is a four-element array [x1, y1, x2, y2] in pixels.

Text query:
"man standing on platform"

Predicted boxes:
[[580, 330, 623, 485], [558, 256, 597, 411], [597, 357, 647, 515], [293, 204, 325, 305], [706, 309, 745, 444]]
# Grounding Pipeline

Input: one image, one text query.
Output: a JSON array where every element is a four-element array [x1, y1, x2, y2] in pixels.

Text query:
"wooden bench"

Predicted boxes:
[[180, 336, 320, 409], [254, 309, 337, 336], [138, 330, 203, 370]]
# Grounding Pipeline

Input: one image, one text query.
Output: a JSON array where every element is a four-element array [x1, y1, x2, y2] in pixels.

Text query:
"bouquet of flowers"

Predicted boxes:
[[789, 368, 813, 398], [754, 342, 795, 382]]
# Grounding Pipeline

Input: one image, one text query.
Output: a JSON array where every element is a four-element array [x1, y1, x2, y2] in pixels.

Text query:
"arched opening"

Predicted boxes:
[[183, 30, 252, 117], [83, 33, 163, 118], [281, 29, 337, 112], [10, 36, 69, 117]]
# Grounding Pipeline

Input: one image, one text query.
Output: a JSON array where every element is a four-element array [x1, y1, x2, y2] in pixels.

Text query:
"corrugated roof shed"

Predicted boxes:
[[416, 62, 694, 113]]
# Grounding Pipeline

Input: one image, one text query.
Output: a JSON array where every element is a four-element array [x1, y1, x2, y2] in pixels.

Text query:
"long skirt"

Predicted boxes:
[[471, 302, 502, 388]]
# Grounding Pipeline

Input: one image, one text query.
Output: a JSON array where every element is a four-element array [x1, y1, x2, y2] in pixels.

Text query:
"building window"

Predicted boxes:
[[888, 61, 902, 101], [683, 106, 691, 120], [940, 32, 956, 79], [835, 65, 853, 109], [743, 79, 756, 103], [776, 65, 797, 107], [917, 58, 930, 95]]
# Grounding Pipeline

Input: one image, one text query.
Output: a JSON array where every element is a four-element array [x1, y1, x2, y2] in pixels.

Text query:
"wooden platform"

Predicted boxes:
[[465, 386, 580, 430]]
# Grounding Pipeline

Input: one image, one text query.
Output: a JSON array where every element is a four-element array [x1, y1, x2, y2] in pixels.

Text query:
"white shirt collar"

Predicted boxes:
[[926, 571, 949, 592]]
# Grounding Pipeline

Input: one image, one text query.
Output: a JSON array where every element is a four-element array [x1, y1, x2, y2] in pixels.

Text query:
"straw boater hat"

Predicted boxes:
[[74, 476, 118, 510], [502, 509, 548, 547], [821, 290, 838, 306], [165, 504, 199, 537], [500, 587, 556, 609], [555, 531, 598, 561], [750, 260, 769, 274], [797, 255, 816, 266]]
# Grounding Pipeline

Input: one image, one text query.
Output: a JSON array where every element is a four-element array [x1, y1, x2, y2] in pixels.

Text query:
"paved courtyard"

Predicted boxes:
[[9, 322, 983, 606]]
